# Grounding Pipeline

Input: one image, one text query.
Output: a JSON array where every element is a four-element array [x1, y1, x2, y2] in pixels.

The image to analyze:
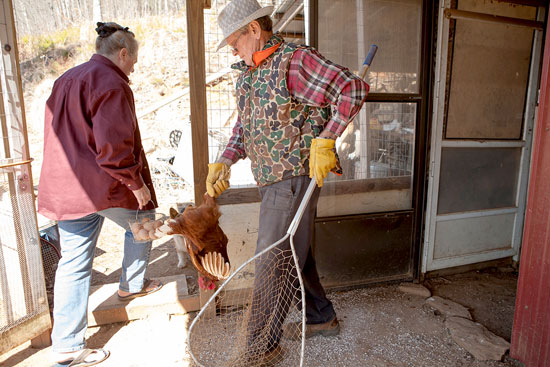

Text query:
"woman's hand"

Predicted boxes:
[[132, 185, 151, 209]]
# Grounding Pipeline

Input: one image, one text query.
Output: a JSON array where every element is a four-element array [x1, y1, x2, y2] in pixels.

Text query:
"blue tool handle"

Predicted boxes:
[[363, 44, 378, 67], [359, 45, 378, 80]]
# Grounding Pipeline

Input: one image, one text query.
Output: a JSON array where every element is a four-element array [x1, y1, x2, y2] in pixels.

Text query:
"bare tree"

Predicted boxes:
[[93, 0, 102, 23], [13, 0, 187, 39]]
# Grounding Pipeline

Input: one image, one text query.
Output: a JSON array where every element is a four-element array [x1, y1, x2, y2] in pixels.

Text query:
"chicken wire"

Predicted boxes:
[[365, 103, 415, 179], [204, 0, 307, 188], [0, 161, 48, 333], [148, 152, 191, 205]]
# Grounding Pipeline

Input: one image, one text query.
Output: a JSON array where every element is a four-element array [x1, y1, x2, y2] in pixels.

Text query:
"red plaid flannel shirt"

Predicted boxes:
[[221, 42, 369, 163]]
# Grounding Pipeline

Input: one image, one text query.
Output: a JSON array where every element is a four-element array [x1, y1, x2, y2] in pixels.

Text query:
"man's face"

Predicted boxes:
[[227, 28, 256, 67]]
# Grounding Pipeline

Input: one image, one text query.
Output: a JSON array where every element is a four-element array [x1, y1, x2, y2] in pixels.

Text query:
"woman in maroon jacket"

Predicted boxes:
[[38, 22, 162, 367]]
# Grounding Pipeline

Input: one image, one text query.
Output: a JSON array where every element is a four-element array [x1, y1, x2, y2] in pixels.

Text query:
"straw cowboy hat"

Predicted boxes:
[[217, 0, 274, 51]]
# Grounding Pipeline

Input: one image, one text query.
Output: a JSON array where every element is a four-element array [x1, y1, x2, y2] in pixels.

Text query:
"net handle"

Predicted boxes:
[[286, 177, 317, 236]]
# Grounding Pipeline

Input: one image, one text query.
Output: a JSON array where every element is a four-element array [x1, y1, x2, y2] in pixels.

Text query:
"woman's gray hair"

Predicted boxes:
[[95, 22, 138, 56]]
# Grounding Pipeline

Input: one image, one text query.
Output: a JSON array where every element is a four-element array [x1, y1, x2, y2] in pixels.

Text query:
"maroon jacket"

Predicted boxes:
[[37, 54, 157, 220]]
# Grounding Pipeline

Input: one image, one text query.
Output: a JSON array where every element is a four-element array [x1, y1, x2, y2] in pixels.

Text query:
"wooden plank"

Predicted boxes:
[[216, 186, 261, 205], [444, 8, 544, 30], [493, 0, 547, 7], [199, 287, 216, 319], [424, 258, 512, 279], [0, 311, 50, 355], [510, 18, 550, 365], [0, 1, 15, 325], [217, 287, 252, 308], [320, 176, 411, 196], [137, 86, 190, 120], [186, 0, 209, 206], [136, 67, 232, 121], [87, 275, 199, 327], [279, 31, 305, 39], [30, 328, 52, 348], [273, 14, 304, 21], [216, 176, 412, 206], [4, 0, 31, 163]]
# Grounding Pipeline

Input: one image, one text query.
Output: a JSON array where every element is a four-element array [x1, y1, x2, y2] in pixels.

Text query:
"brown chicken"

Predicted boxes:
[[167, 194, 230, 288]]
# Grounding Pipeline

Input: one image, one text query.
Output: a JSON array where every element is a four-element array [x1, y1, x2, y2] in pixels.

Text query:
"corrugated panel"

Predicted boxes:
[[510, 15, 550, 367]]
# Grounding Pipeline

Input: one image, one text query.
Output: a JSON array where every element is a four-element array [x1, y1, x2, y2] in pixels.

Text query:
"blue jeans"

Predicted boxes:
[[51, 207, 154, 353]]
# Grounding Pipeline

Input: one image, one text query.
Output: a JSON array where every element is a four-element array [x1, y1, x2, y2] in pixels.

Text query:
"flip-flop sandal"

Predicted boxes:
[[117, 278, 163, 301], [50, 348, 110, 367]]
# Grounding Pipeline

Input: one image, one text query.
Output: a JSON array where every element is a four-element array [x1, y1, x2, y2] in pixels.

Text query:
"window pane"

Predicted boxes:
[[328, 102, 416, 182], [320, 102, 416, 216], [318, 0, 422, 94], [437, 147, 521, 214], [445, 1, 536, 139]]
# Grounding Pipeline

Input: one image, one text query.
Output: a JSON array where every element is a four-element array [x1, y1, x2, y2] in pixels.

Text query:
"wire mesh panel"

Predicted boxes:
[[0, 162, 49, 345], [204, 0, 306, 188], [0, 0, 50, 353], [365, 103, 415, 178], [328, 102, 415, 181]]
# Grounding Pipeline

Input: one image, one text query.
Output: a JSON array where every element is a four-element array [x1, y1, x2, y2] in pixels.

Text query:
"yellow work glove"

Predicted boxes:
[[206, 163, 230, 198], [309, 138, 337, 187]]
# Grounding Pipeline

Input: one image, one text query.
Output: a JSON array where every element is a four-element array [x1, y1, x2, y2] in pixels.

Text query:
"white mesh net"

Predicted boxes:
[[188, 238, 306, 367]]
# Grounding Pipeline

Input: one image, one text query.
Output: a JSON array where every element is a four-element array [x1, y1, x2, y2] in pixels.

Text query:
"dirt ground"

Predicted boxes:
[[1, 246, 523, 367]]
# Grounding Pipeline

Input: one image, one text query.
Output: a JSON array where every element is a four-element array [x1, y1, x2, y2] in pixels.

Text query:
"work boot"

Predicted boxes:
[[231, 345, 284, 367], [282, 317, 340, 341], [258, 345, 284, 367]]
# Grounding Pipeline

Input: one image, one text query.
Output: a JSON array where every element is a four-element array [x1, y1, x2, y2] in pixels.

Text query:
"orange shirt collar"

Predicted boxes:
[[251, 42, 282, 68]]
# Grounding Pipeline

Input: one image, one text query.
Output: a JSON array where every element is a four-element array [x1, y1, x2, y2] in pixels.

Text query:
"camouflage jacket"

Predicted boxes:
[[233, 36, 332, 186]]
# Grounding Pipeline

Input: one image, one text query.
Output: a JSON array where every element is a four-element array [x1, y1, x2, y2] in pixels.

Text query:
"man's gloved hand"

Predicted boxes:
[[206, 163, 230, 198], [309, 138, 337, 187]]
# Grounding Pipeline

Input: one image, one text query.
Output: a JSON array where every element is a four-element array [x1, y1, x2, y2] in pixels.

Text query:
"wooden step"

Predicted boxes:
[[87, 274, 199, 327]]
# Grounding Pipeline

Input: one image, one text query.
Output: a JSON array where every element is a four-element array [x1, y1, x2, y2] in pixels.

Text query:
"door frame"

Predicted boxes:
[[308, 0, 435, 284], [422, 0, 545, 272]]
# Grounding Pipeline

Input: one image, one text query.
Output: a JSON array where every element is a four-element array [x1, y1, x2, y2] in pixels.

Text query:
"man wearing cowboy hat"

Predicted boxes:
[[207, 0, 369, 363]]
